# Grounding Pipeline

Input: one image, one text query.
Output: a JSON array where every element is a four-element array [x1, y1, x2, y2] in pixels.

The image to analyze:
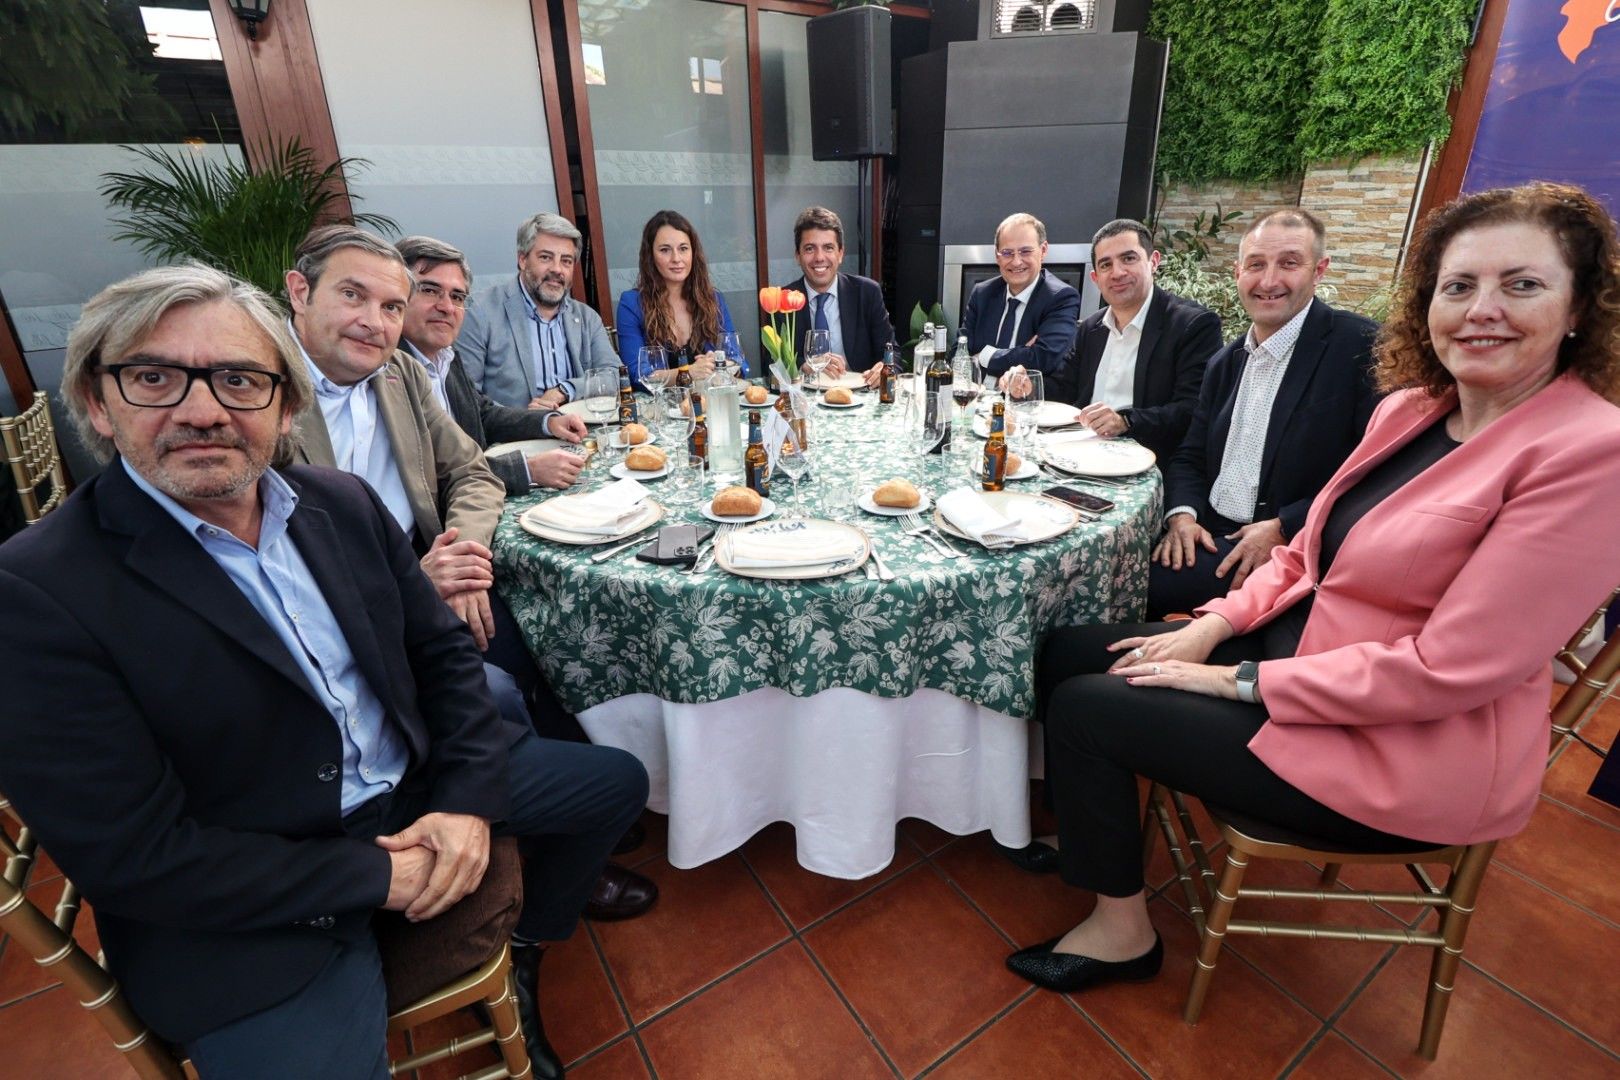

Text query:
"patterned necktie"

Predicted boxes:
[[995, 298, 1021, 349]]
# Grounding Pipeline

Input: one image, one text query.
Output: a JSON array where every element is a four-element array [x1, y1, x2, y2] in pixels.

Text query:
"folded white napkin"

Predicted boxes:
[[728, 522, 865, 568], [937, 487, 1038, 548], [1040, 428, 1099, 449], [526, 478, 649, 535]]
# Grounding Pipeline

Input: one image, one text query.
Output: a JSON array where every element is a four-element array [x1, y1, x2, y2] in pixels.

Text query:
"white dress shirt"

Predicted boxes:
[[978, 278, 1038, 365], [405, 339, 456, 416], [300, 351, 417, 540], [1092, 300, 1150, 410]]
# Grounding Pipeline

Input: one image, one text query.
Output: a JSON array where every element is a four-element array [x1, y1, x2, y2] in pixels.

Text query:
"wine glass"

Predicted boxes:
[[719, 331, 747, 378], [657, 386, 695, 453], [581, 369, 617, 424], [1005, 367, 1044, 454], [950, 349, 982, 458], [637, 345, 668, 388], [802, 329, 832, 389], [910, 388, 951, 458], [777, 439, 810, 518]]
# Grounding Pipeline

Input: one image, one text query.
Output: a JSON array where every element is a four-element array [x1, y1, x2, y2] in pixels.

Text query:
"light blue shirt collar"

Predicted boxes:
[[121, 457, 297, 549]]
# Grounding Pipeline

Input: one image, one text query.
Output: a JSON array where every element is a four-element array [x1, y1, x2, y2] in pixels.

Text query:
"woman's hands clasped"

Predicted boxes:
[[1105, 614, 1243, 700]]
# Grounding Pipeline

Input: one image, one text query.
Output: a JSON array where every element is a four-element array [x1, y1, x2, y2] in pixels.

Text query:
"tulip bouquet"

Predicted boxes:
[[759, 286, 807, 382]]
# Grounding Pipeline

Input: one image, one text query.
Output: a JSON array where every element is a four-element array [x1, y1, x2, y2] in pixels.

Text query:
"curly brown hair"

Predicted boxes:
[[1376, 182, 1620, 402], [634, 210, 724, 356]]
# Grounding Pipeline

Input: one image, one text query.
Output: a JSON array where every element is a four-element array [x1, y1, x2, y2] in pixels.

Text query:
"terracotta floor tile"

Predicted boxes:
[[898, 817, 961, 856], [928, 991, 1139, 1080], [932, 831, 1095, 947], [640, 942, 891, 1079], [541, 926, 628, 1064], [592, 855, 788, 1022], [1072, 898, 1321, 1079], [1461, 865, 1620, 1052], [622, 810, 669, 870], [1496, 798, 1620, 923], [1338, 946, 1620, 1078], [0, 984, 135, 1078], [804, 864, 1026, 1076], [743, 821, 920, 929], [1160, 859, 1404, 1020], [568, 1036, 651, 1080], [1287, 1032, 1397, 1079], [0, 877, 102, 1007]]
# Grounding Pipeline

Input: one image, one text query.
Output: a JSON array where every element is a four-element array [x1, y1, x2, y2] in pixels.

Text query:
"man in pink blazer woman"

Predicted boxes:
[[1006, 182, 1620, 995]]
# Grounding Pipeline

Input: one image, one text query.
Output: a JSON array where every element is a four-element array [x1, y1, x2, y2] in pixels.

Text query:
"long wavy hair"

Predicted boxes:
[[1375, 182, 1620, 403], [634, 210, 724, 355]]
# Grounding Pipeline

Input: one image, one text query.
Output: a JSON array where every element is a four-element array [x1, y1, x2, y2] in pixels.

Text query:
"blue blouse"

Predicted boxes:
[[614, 288, 743, 389]]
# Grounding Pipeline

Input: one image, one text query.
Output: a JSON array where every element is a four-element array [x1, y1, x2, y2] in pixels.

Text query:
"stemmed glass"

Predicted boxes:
[[777, 439, 810, 518], [656, 386, 695, 457], [719, 331, 746, 378], [581, 368, 619, 460], [909, 388, 951, 458], [638, 345, 668, 389], [802, 329, 832, 390], [1005, 367, 1045, 456], [950, 348, 981, 459]]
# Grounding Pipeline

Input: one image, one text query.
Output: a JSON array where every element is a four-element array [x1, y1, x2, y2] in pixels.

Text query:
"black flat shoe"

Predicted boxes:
[[995, 840, 1060, 874], [1006, 933, 1164, 992]]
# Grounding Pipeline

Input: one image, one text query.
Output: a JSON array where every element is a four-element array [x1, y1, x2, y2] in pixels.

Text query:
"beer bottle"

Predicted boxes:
[[878, 343, 898, 404], [617, 366, 638, 423], [744, 409, 771, 496], [689, 392, 708, 466], [676, 363, 693, 389], [982, 398, 1008, 492]]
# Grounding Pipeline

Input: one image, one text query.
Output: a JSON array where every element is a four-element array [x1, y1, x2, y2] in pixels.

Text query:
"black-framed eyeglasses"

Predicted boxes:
[[98, 363, 285, 411], [415, 281, 469, 308]]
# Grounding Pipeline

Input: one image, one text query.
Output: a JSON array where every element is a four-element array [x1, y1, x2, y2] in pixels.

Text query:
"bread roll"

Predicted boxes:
[[712, 485, 763, 517], [1005, 451, 1023, 474], [745, 385, 769, 405], [625, 445, 667, 471], [872, 478, 921, 509], [824, 386, 853, 405], [621, 422, 650, 445]]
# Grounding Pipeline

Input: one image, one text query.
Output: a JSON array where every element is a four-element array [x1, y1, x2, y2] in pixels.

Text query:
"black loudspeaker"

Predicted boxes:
[[807, 7, 894, 160]]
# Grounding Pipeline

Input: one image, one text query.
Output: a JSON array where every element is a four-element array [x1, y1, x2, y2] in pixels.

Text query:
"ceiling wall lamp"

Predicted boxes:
[[229, 0, 273, 42]]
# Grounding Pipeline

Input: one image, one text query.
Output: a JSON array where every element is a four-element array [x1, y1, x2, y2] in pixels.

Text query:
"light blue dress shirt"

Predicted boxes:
[[518, 280, 573, 400], [808, 280, 845, 361], [122, 460, 407, 813], [298, 349, 417, 539]]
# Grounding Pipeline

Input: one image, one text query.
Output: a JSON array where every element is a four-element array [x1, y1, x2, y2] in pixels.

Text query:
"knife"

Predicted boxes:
[[589, 528, 659, 563]]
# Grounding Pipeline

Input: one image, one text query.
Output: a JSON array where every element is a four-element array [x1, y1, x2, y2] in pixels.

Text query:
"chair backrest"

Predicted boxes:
[[0, 392, 69, 523], [1550, 584, 1620, 757]]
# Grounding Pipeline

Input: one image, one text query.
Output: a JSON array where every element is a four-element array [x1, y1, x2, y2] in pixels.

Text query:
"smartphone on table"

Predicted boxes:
[[1041, 485, 1115, 517]]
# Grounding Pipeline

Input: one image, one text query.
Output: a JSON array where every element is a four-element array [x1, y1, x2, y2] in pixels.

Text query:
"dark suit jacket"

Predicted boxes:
[[0, 463, 510, 1042], [1069, 286, 1223, 462], [440, 349, 555, 495], [777, 272, 894, 372], [960, 269, 1083, 402], [1163, 299, 1380, 539]]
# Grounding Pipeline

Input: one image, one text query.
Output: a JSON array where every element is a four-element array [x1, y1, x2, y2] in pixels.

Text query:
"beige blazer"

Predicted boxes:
[[297, 350, 504, 547]]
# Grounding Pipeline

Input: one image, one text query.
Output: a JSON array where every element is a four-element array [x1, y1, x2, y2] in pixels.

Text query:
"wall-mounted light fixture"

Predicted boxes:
[[228, 0, 273, 41]]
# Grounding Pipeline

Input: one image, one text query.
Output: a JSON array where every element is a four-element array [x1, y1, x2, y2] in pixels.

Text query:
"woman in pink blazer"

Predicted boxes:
[[1007, 183, 1620, 995]]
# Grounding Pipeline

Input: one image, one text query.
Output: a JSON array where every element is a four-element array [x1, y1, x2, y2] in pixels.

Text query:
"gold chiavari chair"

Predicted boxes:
[[0, 831, 532, 1079], [0, 392, 69, 523], [1142, 588, 1620, 1060]]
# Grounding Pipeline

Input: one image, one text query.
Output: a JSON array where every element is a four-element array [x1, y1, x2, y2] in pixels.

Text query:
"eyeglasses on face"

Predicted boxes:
[[414, 281, 470, 308], [98, 363, 285, 411], [996, 246, 1040, 261]]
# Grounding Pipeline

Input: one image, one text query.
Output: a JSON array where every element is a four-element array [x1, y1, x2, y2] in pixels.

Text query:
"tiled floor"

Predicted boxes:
[[4, 694, 1618, 1079]]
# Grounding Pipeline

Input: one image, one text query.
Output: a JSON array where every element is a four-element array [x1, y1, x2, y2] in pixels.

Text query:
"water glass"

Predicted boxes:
[[803, 329, 832, 386], [778, 441, 810, 517], [1005, 367, 1044, 451], [581, 368, 618, 426], [638, 345, 668, 387]]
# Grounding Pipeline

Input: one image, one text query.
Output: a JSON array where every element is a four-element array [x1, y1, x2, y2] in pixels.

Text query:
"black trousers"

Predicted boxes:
[[1145, 509, 1244, 619], [1040, 622, 1418, 897]]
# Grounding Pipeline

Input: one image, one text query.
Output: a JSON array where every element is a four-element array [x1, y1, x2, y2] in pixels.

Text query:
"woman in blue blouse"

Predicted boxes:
[[616, 210, 743, 389]]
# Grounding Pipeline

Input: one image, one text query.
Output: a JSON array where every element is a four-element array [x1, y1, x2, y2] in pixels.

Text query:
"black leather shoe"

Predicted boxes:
[[612, 821, 646, 856], [995, 840, 1060, 874], [509, 943, 565, 1079], [584, 862, 658, 921], [1006, 933, 1164, 992]]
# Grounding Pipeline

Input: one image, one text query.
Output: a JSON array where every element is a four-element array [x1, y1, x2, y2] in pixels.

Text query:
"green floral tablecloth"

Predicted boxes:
[[494, 397, 1162, 719]]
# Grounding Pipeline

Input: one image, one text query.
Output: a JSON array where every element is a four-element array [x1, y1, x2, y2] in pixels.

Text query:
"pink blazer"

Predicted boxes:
[[1200, 373, 1620, 844]]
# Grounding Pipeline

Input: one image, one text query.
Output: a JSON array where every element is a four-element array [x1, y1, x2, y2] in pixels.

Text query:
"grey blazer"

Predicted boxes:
[[457, 275, 619, 409]]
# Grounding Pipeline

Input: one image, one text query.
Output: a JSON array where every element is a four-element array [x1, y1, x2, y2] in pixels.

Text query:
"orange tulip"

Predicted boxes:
[[780, 289, 806, 313], [759, 286, 782, 315]]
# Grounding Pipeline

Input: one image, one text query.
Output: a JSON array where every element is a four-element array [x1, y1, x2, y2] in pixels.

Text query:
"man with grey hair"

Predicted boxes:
[[962, 210, 1083, 401], [457, 211, 620, 410], [0, 263, 648, 1078], [394, 234, 590, 494]]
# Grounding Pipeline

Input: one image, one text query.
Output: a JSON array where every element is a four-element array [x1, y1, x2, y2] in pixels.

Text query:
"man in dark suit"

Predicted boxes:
[[1151, 209, 1380, 617], [0, 264, 648, 1077], [776, 206, 894, 383], [962, 212, 1083, 402], [1067, 219, 1223, 462]]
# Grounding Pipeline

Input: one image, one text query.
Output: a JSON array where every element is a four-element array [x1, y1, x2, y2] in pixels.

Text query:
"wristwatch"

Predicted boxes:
[[1119, 409, 1132, 433], [1234, 661, 1262, 705]]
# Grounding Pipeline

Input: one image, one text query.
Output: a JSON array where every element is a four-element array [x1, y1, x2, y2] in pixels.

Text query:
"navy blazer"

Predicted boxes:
[[1069, 286, 1224, 463], [439, 348, 555, 495], [1163, 299, 1380, 539], [960, 269, 1082, 402], [0, 463, 511, 1041], [777, 272, 894, 372]]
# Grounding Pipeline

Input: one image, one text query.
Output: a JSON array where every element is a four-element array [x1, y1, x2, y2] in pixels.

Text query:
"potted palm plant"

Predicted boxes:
[[100, 137, 396, 300]]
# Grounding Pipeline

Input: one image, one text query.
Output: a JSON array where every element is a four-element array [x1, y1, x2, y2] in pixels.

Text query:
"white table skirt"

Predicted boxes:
[[579, 687, 1046, 880]]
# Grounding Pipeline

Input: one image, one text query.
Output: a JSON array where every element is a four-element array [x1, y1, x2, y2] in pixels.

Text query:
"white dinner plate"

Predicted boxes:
[[932, 490, 1080, 547], [857, 488, 932, 516], [518, 499, 663, 545], [969, 455, 1041, 481], [610, 461, 670, 480], [559, 400, 617, 426], [817, 397, 864, 410], [1042, 439, 1157, 478], [609, 429, 657, 450], [485, 438, 564, 458], [804, 371, 866, 391], [740, 389, 779, 409], [715, 518, 870, 580], [700, 497, 776, 524]]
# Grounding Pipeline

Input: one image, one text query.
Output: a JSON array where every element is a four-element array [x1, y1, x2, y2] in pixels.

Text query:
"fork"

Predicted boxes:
[[691, 523, 733, 574], [901, 512, 967, 559]]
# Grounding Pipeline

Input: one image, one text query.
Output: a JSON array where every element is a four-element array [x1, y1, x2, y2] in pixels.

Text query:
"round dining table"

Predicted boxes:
[[493, 389, 1163, 878]]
